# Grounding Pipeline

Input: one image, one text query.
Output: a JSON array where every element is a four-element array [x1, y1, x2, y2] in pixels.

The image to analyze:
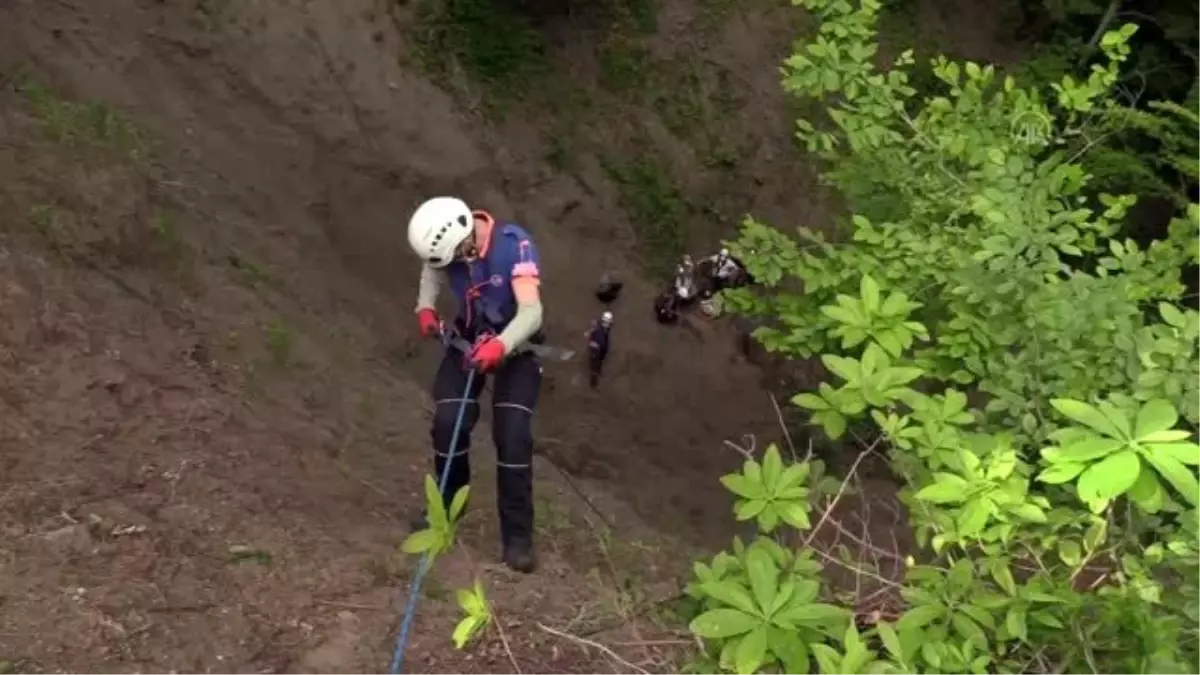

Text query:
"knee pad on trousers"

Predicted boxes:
[[432, 397, 478, 456], [492, 402, 534, 467]]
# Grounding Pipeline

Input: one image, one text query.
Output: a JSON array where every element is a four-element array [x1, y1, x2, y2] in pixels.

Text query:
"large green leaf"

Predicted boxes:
[[721, 473, 766, 499], [702, 580, 759, 615], [914, 474, 969, 504], [736, 499, 768, 521], [401, 528, 439, 554], [956, 498, 993, 535], [877, 621, 905, 663], [735, 626, 768, 675], [762, 445, 784, 490], [1057, 436, 1123, 462], [781, 502, 812, 530], [452, 614, 486, 649], [1037, 462, 1086, 484], [1076, 450, 1141, 502], [746, 549, 778, 615], [690, 608, 760, 639], [1127, 469, 1166, 512], [1148, 443, 1200, 466], [425, 474, 449, 529], [896, 603, 944, 633], [1050, 399, 1127, 439], [1143, 451, 1200, 506], [774, 602, 852, 629], [449, 485, 471, 521], [811, 643, 842, 675], [860, 275, 881, 314], [1135, 399, 1179, 439]]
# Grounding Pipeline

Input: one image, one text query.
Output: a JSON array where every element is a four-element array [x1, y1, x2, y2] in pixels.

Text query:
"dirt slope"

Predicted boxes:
[[0, 0, 798, 670]]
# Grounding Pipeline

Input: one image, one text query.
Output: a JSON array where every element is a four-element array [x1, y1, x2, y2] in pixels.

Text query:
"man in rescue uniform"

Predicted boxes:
[[584, 311, 613, 389], [406, 196, 544, 573]]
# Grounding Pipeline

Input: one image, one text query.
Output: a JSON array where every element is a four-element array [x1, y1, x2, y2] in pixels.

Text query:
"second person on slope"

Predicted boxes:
[[408, 196, 545, 574]]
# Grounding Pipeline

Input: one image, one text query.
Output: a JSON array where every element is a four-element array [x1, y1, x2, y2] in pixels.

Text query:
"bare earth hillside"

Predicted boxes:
[[0, 0, 1021, 671]]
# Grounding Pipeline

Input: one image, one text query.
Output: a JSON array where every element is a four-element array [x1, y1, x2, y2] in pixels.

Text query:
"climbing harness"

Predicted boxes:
[[388, 362, 478, 674], [438, 321, 576, 362]]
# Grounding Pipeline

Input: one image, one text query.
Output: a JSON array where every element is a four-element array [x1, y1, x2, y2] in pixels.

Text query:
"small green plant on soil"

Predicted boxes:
[[152, 211, 192, 271], [19, 74, 148, 164], [265, 318, 294, 367], [599, 37, 652, 93], [604, 154, 690, 279], [192, 0, 235, 32], [692, 0, 1199, 672], [400, 476, 494, 650]]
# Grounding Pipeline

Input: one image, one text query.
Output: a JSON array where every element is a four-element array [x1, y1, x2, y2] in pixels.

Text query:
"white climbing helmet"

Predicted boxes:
[[600, 311, 614, 326], [407, 197, 473, 268], [719, 247, 729, 257]]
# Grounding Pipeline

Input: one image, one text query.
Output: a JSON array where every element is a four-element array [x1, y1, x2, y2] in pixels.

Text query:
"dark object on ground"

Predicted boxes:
[[654, 290, 679, 324], [595, 272, 623, 304]]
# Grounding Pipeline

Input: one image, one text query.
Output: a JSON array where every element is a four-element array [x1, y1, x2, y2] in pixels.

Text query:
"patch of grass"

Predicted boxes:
[[651, 58, 744, 142], [703, 143, 741, 171], [599, 38, 651, 93], [266, 318, 294, 368], [614, 0, 659, 35], [695, 0, 739, 36], [603, 154, 689, 279], [534, 495, 573, 535], [18, 75, 148, 164], [28, 204, 57, 237], [151, 211, 192, 271], [229, 253, 273, 288], [542, 131, 571, 171], [409, 0, 547, 113], [652, 67, 705, 137], [192, 0, 235, 32]]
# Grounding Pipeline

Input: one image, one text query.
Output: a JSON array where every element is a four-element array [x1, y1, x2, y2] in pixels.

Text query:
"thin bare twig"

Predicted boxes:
[[812, 547, 903, 590], [493, 616, 523, 674], [536, 622, 650, 674], [804, 443, 878, 547], [768, 393, 801, 462], [313, 599, 387, 611], [722, 437, 755, 462]]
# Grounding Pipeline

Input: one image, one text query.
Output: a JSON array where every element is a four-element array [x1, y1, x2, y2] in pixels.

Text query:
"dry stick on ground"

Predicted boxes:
[[722, 433, 757, 461], [492, 617, 523, 675], [313, 599, 388, 611], [536, 622, 650, 675]]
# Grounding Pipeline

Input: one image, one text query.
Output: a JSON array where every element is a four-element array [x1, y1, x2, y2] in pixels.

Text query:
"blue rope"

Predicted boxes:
[[388, 362, 477, 674]]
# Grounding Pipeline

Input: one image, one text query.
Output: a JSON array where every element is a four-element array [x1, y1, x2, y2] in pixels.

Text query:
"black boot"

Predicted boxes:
[[502, 538, 536, 573]]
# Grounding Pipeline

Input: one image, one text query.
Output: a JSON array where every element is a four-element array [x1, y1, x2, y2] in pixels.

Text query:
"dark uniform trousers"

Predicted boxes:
[[430, 348, 541, 548]]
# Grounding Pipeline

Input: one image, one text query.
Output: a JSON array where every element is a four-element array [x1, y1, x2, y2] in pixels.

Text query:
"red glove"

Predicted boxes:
[[417, 308, 440, 338], [467, 338, 506, 373]]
